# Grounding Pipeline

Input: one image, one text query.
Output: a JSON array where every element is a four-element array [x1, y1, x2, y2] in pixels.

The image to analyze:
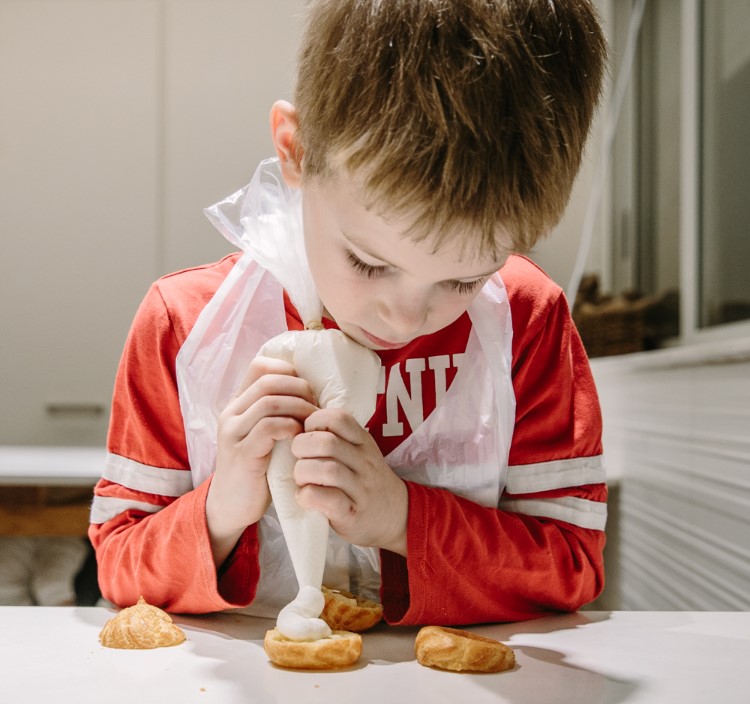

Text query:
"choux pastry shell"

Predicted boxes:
[[415, 625, 515, 673], [321, 587, 384, 632], [264, 628, 362, 670], [99, 596, 186, 650]]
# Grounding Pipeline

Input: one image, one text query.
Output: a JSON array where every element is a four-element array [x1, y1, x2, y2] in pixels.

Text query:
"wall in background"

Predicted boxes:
[[0, 0, 305, 445]]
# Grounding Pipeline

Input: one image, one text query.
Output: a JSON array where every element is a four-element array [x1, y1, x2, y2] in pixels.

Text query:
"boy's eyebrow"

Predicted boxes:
[[341, 230, 504, 280]]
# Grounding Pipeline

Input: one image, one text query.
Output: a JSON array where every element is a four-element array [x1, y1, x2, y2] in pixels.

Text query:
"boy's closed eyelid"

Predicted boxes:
[[445, 277, 486, 295], [346, 247, 387, 267], [341, 231, 393, 266], [345, 247, 491, 293], [345, 248, 389, 277]]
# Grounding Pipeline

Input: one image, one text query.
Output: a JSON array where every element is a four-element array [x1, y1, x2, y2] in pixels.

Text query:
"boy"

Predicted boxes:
[[90, 0, 608, 625]]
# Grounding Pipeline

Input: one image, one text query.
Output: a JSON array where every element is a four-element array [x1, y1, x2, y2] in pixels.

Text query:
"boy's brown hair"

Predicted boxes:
[[294, 0, 607, 256]]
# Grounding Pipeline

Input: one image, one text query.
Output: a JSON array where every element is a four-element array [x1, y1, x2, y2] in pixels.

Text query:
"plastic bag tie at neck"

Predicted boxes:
[[203, 157, 323, 326]]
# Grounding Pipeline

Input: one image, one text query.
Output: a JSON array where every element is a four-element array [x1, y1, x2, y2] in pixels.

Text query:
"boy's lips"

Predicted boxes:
[[360, 327, 409, 350]]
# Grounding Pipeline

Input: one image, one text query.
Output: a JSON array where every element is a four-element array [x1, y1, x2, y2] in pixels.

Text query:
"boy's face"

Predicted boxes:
[[302, 173, 509, 350]]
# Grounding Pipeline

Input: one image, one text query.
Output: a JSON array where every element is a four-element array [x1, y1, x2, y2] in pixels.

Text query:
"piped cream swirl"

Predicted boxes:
[[276, 586, 332, 641]]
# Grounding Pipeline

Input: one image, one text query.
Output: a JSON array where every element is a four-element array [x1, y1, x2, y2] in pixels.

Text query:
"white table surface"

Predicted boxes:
[[1, 608, 748, 703], [0, 446, 105, 485]]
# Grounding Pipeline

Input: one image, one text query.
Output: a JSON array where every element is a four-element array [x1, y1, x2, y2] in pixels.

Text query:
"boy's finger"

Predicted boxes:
[[295, 483, 356, 526], [226, 373, 317, 416], [293, 457, 356, 494], [302, 407, 368, 445], [222, 395, 317, 443], [241, 416, 307, 458], [233, 355, 298, 397]]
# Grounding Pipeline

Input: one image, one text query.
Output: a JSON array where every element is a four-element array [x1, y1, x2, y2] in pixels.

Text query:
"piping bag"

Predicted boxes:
[[242, 186, 381, 641]]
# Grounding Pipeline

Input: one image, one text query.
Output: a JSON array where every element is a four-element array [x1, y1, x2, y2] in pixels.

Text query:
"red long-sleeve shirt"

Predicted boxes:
[[89, 252, 607, 624]]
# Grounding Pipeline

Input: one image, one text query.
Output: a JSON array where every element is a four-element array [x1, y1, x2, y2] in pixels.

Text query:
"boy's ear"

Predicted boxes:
[[270, 100, 303, 188]]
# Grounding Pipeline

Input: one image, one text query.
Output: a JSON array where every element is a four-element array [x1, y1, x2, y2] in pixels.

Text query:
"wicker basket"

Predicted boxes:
[[572, 274, 680, 357], [573, 300, 649, 358]]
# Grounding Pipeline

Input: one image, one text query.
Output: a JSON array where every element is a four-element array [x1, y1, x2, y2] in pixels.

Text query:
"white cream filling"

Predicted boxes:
[[276, 585, 332, 641]]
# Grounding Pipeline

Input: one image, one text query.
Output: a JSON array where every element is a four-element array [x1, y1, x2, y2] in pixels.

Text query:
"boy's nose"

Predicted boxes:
[[377, 294, 429, 339]]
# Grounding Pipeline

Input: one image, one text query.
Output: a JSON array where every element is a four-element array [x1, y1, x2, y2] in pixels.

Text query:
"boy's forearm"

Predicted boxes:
[[205, 475, 269, 569], [90, 478, 259, 613], [380, 481, 606, 626]]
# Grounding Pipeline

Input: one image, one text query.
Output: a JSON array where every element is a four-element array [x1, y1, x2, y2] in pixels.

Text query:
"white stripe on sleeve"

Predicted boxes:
[[89, 495, 164, 524], [498, 496, 607, 531], [505, 455, 606, 494], [101, 453, 195, 497]]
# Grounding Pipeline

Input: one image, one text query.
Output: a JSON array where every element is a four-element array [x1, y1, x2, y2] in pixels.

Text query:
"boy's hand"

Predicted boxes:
[[291, 408, 409, 557], [206, 356, 318, 568]]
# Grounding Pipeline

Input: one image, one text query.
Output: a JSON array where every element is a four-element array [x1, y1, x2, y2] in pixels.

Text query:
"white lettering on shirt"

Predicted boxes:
[[382, 359, 425, 437], [428, 355, 450, 405], [452, 352, 465, 372], [379, 354, 461, 438]]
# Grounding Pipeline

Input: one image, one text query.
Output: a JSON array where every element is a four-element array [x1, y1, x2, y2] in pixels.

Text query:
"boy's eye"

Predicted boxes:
[[345, 249, 388, 278], [447, 278, 485, 295], [345, 248, 485, 294]]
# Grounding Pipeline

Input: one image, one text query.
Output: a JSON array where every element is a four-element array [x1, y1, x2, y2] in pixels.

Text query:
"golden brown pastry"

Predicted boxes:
[[99, 596, 186, 650], [320, 587, 384, 632], [415, 626, 515, 673], [264, 628, 362, 670]]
